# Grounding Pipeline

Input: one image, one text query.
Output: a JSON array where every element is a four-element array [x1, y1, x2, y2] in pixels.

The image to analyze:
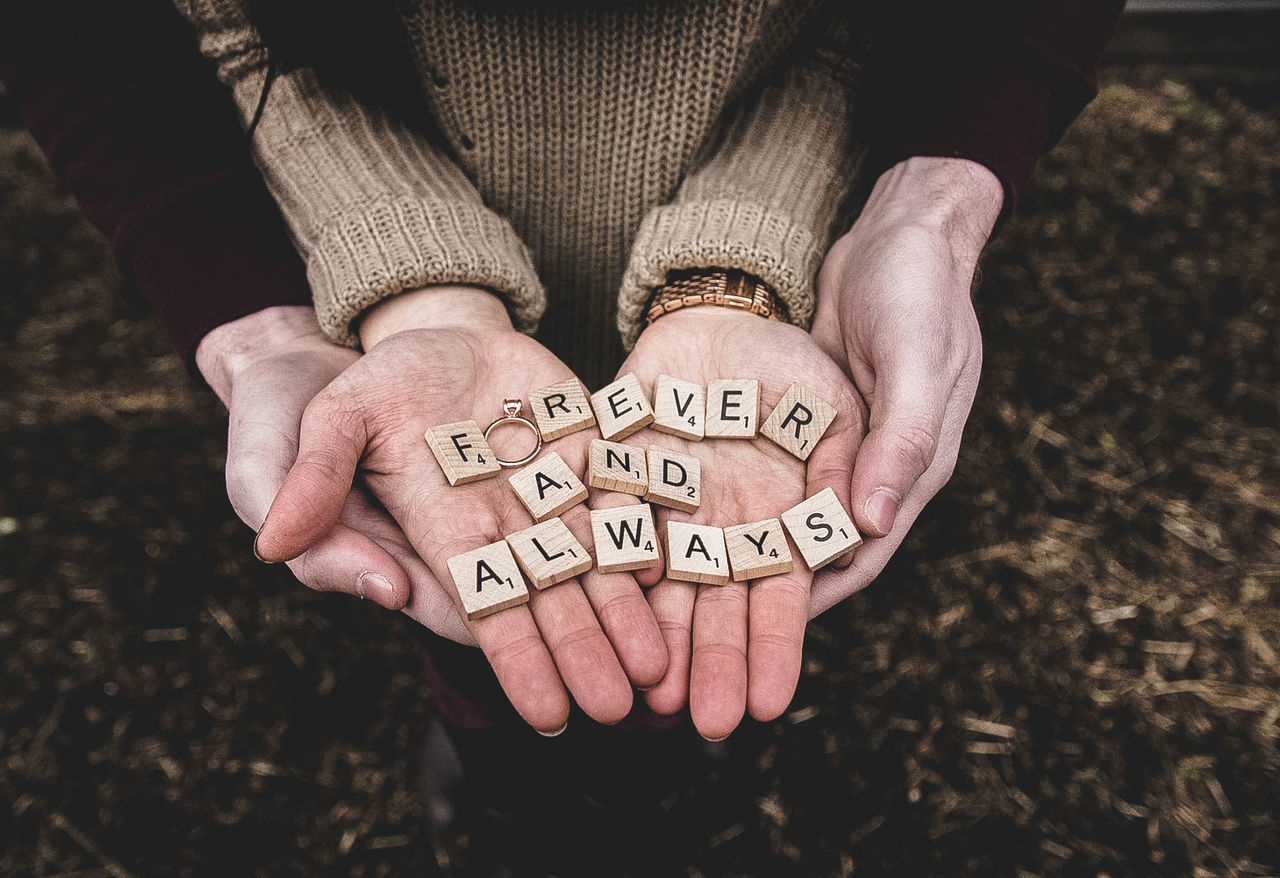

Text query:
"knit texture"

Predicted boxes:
[[175, 0, 867, 387]]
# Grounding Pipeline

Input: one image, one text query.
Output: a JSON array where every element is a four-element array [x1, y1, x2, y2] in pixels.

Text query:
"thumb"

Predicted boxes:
[[849, 356, 953, 539], [802, 389, 867, 568], [255, 398, 367, 562]]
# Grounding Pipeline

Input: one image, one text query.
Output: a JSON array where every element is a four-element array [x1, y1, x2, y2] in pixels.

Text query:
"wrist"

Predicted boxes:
[[861, 157, 1003, 262], [196, 305, 332, 399], [358, 285, 514, 349]]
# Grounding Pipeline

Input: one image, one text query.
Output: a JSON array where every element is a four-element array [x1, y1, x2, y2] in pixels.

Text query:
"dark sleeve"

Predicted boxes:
[[861, 0, 1125, 225], [0, 0, 312, 371]]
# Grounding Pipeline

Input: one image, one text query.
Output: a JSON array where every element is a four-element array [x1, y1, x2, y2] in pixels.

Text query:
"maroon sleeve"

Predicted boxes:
[[0, 0, 312, 370], [862, 1, 1125, 225]]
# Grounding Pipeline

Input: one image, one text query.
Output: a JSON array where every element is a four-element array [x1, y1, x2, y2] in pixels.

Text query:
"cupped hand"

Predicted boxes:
[[809, 156, 1003, 616], [616, 307, 865, 740], [254, 287, 667, 732], [196, 305, 471, 636]]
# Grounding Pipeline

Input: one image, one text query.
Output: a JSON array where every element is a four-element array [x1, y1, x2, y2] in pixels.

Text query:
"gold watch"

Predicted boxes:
[[644, 268, 788, 326]]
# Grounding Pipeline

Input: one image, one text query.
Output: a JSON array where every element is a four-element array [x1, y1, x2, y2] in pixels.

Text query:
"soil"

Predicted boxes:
[[1, 61, 1277, 876]]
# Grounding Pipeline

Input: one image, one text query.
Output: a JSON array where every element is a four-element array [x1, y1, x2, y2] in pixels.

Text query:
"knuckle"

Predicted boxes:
[[593, 591, 650, 630], [694, 641, 748, 665], [549, 623, 609, 656], [749, 630, 803, 654], [486, 632, 546, 671], [889, 418, 939, 477]]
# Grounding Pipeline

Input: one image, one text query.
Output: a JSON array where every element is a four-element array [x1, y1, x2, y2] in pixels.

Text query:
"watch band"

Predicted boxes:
[[644, 268, 788, 326]]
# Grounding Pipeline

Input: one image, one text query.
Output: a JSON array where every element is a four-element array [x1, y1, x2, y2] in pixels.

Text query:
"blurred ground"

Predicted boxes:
[[1, 55, 1278, 877]]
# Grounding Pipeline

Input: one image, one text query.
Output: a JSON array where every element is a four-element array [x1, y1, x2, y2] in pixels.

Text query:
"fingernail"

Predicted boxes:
[[358, 572, 397, 605], [702, 732, 731, 743], [864, 488, 901, 538], [253, 533, 278, 564], [537, 719, 569, 738], [831, 550, 855, 570]]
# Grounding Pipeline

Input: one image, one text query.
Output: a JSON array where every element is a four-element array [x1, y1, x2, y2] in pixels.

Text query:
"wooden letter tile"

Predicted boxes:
[[704, 379, 760, 439], [425, 420, 502, 486], [508, 451, 589, 522], [780, 488, 862, 570], [590, 373, 654, 441], [665, 522, 730, 585], [760, 383, 837, 461], [505, 517, 593, 589], [724, 518, 794, 581], [588, 439, 648, 496], [590, 504, 660, 574], [445, 540, 530, 620], [530, 378, 596, 441], [651, 374, 705, 440], [643, 445, 701, 513]]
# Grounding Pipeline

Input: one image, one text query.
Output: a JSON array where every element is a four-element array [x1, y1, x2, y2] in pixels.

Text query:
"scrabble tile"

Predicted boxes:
[[505, 517, 593, 589], [665, 522, 730, 585], [643, 445, 701, 513], [590, 503, 660, 574], [445, 540, 530, 620], [760, 383, 838, 461], [508, 452, 589, 522], [724, 518, 794, 581], [425, 420, 502, 486], [590, 373, 654, 441], [780, 488, 862, 570], [651, 374, 705, 440], [530, 378, 596, 441], [588, 439, 648, 496], [704, 379, 760, 439]]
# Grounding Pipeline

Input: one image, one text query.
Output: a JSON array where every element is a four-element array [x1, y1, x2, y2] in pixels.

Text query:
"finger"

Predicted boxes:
[[525, 576, 634, 725], [470, 606, 572, 733], [746, 567, 810, 721], [283, 522, 410, 610], [688, 583, 749, 741], [642, 578, 696, 714], [810, 358, 980, 618], [849, 355, 954, 540], [256, 397, 367, 562], [561, 503, 668, 690], [803, 392, 867, 568], [373, 473, 572, 734]]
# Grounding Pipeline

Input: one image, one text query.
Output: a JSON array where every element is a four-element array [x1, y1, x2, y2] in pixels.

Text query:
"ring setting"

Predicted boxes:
[[484, 399, 543, 468]]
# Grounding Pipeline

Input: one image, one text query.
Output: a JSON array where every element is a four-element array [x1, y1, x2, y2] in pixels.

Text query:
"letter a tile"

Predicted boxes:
[[666, 522, 730, 585], [704, 379, 759, 438], [723, 518, 793, 581], [446, 540, 530, 620], [505, 517, 593, 589], [589, 504, 660, 574], [780, 488, 862, 570], [651, 374, 705, 440], [425, 420, 502, 486], [588, 439, 648, 496], [530, 378, 596, 441], [760, 383, 837, 461], [590, 373, 654, 441], [643, 445, 701, 513], [508, 452, 589, 522]]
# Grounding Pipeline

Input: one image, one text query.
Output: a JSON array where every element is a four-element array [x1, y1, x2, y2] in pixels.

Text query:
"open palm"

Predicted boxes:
[[616, 308, 864, 739], [256, 325, 666, 732]]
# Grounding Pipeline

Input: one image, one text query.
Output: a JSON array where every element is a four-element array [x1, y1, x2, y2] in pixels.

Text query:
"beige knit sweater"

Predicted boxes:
[[175, 0, 867, 386]]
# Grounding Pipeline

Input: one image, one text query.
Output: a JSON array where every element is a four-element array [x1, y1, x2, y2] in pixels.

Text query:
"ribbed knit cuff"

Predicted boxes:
[[308, 196, 546, 347], [617, 200, 823, 350]]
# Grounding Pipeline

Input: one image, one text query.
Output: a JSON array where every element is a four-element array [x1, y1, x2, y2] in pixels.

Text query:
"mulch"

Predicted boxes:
[[1, 62, 1277, 876]]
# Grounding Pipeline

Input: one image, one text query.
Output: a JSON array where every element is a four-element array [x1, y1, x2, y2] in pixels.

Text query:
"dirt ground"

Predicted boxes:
[[1, 58, 1278, 877]]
